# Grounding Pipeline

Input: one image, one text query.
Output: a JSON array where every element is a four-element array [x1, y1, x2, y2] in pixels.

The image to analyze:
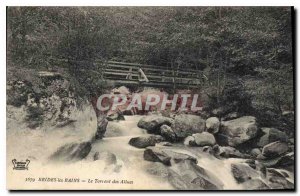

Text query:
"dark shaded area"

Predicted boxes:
[[6, 6, 294, 133]]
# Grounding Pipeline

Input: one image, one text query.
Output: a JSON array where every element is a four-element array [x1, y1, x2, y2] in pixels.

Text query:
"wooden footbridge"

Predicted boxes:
[[100, 61, 206, 88], [48, 59, 206, 89]]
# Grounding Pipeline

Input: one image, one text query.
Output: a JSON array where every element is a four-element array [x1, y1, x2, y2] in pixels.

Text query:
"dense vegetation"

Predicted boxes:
[[7, 7, 294, 130]]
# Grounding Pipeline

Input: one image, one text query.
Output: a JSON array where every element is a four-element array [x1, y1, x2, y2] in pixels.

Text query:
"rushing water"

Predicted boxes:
[[7, 107, 293, 190], [85, 114, 244, 189]]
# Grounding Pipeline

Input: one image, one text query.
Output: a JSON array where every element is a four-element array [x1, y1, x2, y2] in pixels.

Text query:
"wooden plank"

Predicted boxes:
[[106, 61, 202, 74], [105, 65, 201, 78], [50, 58, 203, 88], [103, 70, 201, 81], [108, 79, 200, 88], [103, 75, 200, 85], [103, 71, 139, 77], [146, 75, 200, 81], [50, 58, 203, 76], [141, 67, 200, 75]]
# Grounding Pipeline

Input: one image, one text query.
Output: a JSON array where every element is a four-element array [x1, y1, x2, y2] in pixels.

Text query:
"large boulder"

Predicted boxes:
[[137, 115, 173, 133], [168, 160, 223, 190], [267, 168, 289, 179], [49, 141, 91, 162], [267, 168, 294, 189], [274, 152, 294, 167], [257, 128, 288, 147], [231, 163, 260, 183], [143, 147, 197, 166], [269, 178, 294, 189], [206, 117, 220, 134], [212, 145, 247, 159], [218, 116, 258, 146], [242, 179, 270, 190], [146, 162, 169, 178], [193, 132, 216, 146], [268, 176, 294, 189], [129, 135, 165, 148], [262, 141, 288, 158], [172, 114, 206, 138], [258, 152, 294, 169], [160, 124, 176, 142]]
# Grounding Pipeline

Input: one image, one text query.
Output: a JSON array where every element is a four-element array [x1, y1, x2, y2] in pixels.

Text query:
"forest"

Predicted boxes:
[[7, 7, 294, 132]]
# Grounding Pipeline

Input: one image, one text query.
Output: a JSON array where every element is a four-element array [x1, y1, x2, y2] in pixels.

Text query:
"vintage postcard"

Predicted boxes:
[[6, 6, 295, 190]]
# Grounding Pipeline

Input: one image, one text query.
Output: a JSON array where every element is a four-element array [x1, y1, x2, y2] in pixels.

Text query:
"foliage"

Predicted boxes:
[[203, 77, 253, 116], [7, 7, 294, 115]]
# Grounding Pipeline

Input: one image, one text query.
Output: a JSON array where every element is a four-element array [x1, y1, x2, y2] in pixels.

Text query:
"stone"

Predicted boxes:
[[168, 160, 223, 190], [143, 147, 197, 166], [129, 135, 165, 148], [274, 152, 294, 167], [137, 115, 173, 133], [167, 169, 191, 190], [213, 145, 247, 158], [160, 124, 176, 142], [202, 146, 213, 154], [245, 159, 256, 169], [250, 148, 262, 158], [106, 113, 125, 121], [206, 117, 220, 134], [267, 168, 289, 178], [172, 114, 206, 138], [95, 116, 108, 140], [268, 176, 294, 189], [93, 151, 117, 165], [262, 141, 288, 158], [257, 128, 288, 147], [183, 136, 196, 146], [242, 179, 270, 190], [269, 182, 285, 189], [155, 142, 173, 146], [218, 116, 258, 146], [288, 138, 294, 145], [49, 141, 91, 162], [231, 163, 260, 183], [146, 162, 169, 178], [257, 154, 267, 160], [288, 145, 294, 152], [111, 86, 130, 95], [193, 132, 216, 146], [243, 159, 266, 177]]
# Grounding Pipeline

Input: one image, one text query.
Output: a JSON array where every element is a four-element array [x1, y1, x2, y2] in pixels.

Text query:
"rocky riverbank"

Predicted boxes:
[[7, 78, 294, 190], [125, 114, 294, 190], [7, 72, 79, 130]]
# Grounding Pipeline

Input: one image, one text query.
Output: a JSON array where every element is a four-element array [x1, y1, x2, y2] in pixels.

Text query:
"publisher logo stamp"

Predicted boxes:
[[12, 159, 30, 170]]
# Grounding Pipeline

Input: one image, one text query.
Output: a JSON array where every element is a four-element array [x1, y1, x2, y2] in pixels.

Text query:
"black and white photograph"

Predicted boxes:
[[5, 6, 295, 191]]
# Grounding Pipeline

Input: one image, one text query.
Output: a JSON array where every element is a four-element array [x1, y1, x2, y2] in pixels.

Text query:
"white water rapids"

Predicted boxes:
[[7, 106, 284, 190], [92, 115, 247, 189]]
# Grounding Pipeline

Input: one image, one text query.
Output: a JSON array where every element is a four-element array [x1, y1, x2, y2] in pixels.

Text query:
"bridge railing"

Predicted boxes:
[[48, 58, 205, 88], [102, 61, 204, 88]]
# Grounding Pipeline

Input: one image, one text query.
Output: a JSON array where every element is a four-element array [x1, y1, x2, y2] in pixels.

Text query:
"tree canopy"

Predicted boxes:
[[7, 7, 294, 113]]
